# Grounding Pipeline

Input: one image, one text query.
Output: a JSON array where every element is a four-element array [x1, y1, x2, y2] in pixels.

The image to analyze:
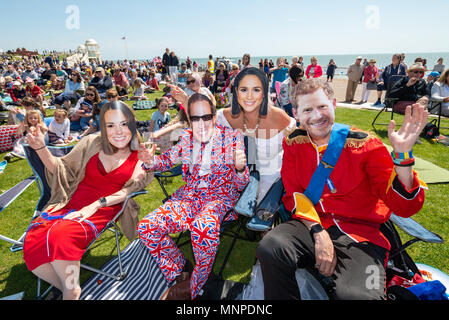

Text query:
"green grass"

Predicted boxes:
[[0, 99, 448, 299]]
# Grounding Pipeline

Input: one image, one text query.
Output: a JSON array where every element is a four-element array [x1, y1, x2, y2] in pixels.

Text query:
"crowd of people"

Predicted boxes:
[[0, 46, 447, 301], [344, 53, 448, 118]]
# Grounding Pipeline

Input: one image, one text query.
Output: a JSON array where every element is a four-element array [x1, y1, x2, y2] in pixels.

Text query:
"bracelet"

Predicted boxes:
[[33, 145, 46, 151], [391, 150, 415, 166]]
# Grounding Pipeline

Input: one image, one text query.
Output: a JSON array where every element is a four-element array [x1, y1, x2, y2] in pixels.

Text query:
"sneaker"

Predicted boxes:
[[3, 153, 13, 161], [372, 100, 382, 106], [10, 151, 26, 159]]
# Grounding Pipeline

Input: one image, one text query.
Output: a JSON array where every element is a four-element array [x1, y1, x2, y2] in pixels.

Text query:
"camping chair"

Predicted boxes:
[[428, 100, 449, 134], [6, 144, 147, 299], [371, 75, 405, 130]]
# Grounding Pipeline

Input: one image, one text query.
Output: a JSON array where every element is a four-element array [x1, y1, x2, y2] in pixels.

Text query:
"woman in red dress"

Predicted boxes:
[[23, 101, 150, 300]]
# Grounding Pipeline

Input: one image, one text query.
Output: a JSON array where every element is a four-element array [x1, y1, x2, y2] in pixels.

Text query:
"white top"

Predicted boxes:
[[48, 118, 70, 139], [431, 82, 449, 108], [216, 108, 296, 202]]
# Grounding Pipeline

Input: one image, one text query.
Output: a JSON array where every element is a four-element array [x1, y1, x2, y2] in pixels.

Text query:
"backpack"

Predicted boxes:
[[421, 119, 439, 139]]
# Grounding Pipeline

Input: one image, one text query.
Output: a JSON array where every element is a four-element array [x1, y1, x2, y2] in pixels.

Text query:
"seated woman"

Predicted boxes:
[[7, 96, 46, 125], [137, 93, 249, 300], [54, 70, 85, 109], [22, 101, 153, 300], [212, 63, 229, 93], [70, 86, 101, 132], [201, 69, 214, 90], [430, 68, 449, 117], [216, 67, 296, 203]]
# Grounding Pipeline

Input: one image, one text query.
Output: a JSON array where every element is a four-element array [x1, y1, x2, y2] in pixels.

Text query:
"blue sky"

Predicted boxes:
[[2, 0, 449, 60]]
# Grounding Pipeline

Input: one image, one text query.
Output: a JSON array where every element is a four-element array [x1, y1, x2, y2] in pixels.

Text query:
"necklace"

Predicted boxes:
[[243, 115, 261, 135]]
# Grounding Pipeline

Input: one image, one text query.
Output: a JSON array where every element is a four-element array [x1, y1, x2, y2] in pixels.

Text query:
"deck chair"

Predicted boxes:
[[371, 75, 405, 130], [10, 144, 147, 299]]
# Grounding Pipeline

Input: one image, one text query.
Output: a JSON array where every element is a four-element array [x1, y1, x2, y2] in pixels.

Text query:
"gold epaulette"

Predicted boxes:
[[284, 126, 377, 148]]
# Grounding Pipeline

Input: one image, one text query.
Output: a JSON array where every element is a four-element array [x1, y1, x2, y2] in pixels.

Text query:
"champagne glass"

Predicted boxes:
[[141, 131, 154, 148]]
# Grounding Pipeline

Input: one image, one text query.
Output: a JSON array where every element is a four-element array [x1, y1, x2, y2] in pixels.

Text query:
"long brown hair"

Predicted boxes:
[[437, 69, 449, 86], [98, 100, 139, 155]]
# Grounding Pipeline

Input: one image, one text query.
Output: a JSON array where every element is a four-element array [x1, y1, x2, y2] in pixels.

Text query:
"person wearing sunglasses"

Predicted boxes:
[[389, 62, 430, 115], [137, 93, 249, 300], [70, 86, 101, 132], [168, 73, 216, 109]]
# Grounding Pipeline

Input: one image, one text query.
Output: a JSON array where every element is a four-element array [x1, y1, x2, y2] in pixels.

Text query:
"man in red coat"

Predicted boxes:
[[256, 78, 428, 300]]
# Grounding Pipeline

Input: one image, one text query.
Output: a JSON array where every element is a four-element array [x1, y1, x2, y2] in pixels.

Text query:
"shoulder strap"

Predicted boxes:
[[244, 135, 258, 172], [303, 123, 350, 205]]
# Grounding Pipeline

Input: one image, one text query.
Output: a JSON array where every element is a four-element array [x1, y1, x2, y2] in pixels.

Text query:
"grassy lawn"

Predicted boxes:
[[0, 94, 448, 299]]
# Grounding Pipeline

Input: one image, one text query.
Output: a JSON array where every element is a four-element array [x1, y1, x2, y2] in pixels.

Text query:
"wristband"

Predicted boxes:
[[391, 150, 415, 166], [34, 145, 46, 151], [309, 224, 324, 241]]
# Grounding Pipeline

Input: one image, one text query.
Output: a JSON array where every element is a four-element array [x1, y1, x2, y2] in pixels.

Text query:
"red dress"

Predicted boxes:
[[23, 151, 138, 271]]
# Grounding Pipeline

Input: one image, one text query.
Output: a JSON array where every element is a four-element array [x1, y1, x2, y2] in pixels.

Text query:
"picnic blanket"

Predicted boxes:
[[384, 144, 449, 184], [0, 125, 20, 153], [132, 100, 156, 110], [80, 239, 168, 300]]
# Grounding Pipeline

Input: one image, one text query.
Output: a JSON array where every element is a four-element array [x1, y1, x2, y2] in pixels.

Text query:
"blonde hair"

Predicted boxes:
[[133, 79, 142, 88], [54, 108, 68, 118], [437, 69, 449, 85], [25, 109, 43, 128]]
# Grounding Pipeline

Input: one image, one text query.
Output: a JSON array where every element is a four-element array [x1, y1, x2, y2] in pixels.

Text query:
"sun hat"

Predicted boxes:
[[408, 62, 425, 72], [369, 58, 376, 63], [428, 71, 440, 78]]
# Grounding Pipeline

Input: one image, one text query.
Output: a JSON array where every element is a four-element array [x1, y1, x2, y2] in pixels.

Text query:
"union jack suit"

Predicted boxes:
[[138, 125, 249, 299]]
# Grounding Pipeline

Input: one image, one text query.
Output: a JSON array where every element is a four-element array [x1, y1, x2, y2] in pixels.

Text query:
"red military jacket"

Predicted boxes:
[[281, 127, 427, 250]]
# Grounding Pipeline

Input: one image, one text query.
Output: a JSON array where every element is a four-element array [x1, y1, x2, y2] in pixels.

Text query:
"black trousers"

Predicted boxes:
[[256, 219, 388, 300]]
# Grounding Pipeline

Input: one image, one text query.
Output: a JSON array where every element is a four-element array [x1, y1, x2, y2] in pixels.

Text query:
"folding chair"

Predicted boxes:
[[371, 75, 405, 130], [428, 100, 449, 134], [6, 144, 147, 299]]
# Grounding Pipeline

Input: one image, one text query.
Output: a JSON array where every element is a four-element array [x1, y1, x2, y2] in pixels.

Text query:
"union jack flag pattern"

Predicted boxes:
[[138, 125, 249, 299]]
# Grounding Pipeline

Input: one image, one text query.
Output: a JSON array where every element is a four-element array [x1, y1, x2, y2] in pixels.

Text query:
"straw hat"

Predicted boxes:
[[408, 62, 425, 72], [369, 58, 376, 63]]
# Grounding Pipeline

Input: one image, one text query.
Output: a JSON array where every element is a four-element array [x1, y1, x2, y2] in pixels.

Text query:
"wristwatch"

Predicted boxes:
[[309, 224, 325, 241], [99, 197, 107, 208]]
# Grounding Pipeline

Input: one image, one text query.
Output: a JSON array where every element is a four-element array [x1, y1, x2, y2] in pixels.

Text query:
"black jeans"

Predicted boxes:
[[256, 219, 388, 300]]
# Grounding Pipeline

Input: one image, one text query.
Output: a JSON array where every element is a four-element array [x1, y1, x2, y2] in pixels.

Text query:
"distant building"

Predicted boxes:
[[84, 39, 101, 63], [14, 47, 39, 57]]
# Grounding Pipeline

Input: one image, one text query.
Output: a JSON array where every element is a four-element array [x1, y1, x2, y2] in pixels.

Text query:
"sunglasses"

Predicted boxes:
[[190, 114, 213, 122], [411, 70, 424, 74], [187, 79, 196, 84], [85, 92, 95, 97]]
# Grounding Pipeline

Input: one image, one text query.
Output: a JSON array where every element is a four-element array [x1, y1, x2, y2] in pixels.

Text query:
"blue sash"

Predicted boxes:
[[304, 123, 350, 205]]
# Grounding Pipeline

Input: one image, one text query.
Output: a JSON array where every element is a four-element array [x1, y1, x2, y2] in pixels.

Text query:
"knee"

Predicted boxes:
[[256, 230, 285, 264], [137, 214, 159, 240]]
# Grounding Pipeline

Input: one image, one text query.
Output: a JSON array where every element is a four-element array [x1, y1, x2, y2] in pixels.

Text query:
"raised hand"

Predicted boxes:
[[388, 102, 428, 153], [25, 123, 46, 149], [234, 149, 247, 172], [167, 83, 189, 105]]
